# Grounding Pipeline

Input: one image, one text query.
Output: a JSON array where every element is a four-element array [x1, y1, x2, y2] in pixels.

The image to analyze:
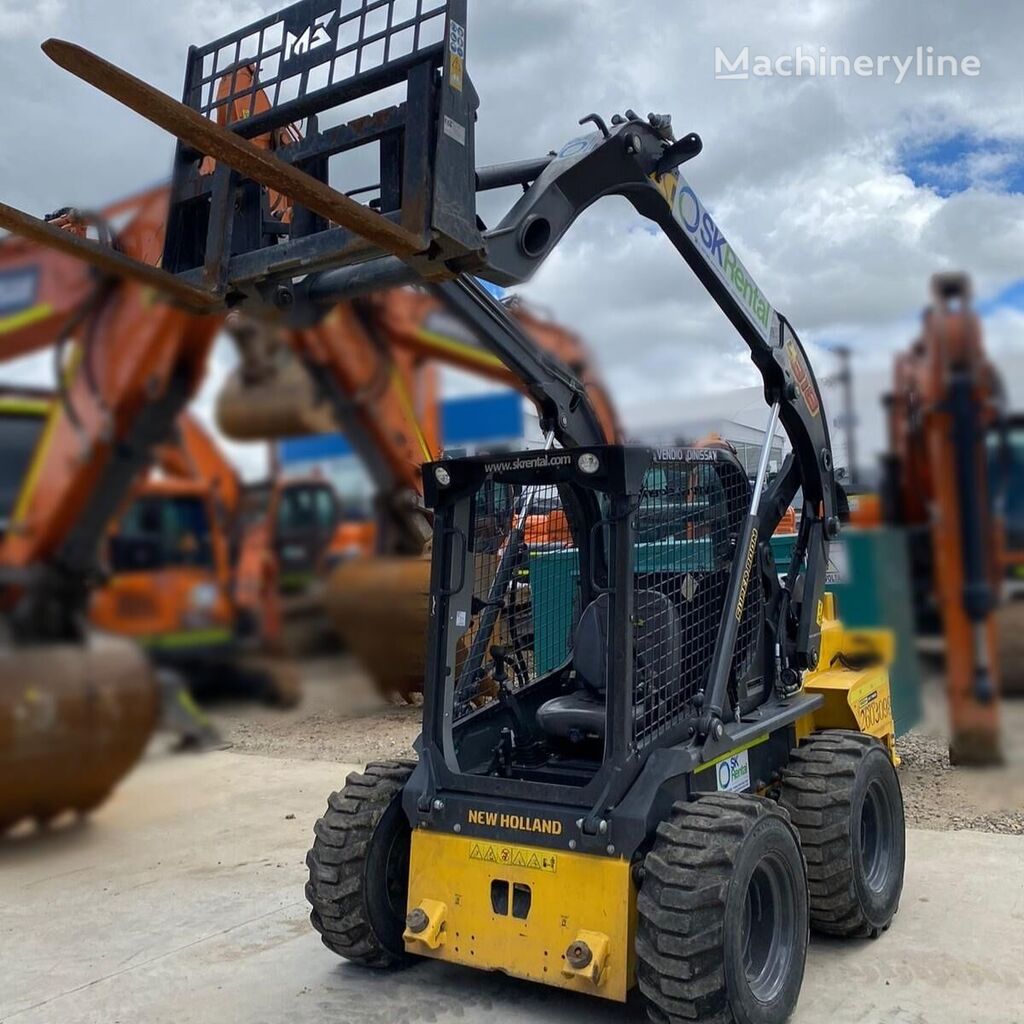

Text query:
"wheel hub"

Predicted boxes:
[[741, 851, 798, 1004]]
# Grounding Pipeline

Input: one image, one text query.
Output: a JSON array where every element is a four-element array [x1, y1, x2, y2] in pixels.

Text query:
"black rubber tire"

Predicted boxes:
[[305, 760, 417, 967], [779, 730, 905, 938], [636, 793, 809, 1024]]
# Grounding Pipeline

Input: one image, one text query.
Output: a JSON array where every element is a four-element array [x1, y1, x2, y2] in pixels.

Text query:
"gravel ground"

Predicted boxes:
[[205, 654, 1024, 836], [895, 670, 1024, 835], [207, 654, 422, 766]]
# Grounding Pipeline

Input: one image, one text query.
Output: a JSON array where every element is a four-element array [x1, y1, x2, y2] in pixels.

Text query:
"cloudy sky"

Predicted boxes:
[[1, 0, 1022, 476]]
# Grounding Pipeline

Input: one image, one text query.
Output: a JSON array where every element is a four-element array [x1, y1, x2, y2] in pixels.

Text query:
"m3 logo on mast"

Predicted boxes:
[[283, 10, 336, 64]]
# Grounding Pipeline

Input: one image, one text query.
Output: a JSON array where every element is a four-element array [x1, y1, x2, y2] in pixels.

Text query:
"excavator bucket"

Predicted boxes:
[[215, 320, 336, 440], [217, 359, 336, 439], [0, 636, 158, 831], [324, 556, 431, 702]]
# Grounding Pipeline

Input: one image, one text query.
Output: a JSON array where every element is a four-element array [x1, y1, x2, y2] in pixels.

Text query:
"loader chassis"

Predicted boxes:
[[396, 445, 898, 997]]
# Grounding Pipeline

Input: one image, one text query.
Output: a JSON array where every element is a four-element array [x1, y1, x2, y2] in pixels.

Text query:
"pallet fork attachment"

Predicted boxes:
[[0, 200, 219, 313], [43, 39, 429, 265]]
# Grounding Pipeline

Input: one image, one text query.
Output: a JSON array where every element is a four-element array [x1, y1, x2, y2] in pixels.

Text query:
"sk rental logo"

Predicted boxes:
[[661, 173, 774, 341]]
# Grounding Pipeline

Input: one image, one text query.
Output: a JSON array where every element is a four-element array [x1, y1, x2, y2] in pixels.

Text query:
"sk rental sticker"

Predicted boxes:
[[716, 750, 751, 793]]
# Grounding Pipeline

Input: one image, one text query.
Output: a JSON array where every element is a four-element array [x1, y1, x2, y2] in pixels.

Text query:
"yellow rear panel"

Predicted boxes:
[[405, 830, 636, 1002]]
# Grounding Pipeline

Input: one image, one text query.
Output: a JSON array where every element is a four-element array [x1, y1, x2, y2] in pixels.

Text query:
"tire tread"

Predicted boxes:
[[305, 759, 416, 967], [780, 730, 902, 938], [636, 793, 803, 1024]]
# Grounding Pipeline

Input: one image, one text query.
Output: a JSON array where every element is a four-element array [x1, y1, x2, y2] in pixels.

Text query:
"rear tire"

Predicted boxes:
[[305, 760, 416, 967], [636, 793, 809, 1024], [780, 730, 905, 938]]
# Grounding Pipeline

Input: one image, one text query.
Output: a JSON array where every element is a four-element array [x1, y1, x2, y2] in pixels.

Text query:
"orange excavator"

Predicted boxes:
[[0, 59, 425, 825], [87, 411, 305, 705], [881, 273, 1019, 764], [91, 414, 245, 655], [0, 55, 618, 827], [215, 287, 618, 698], [0, 182, 219, 829]]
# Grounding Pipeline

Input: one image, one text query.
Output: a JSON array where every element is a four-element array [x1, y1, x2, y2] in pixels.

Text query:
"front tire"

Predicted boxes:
[[305, 760, 416, 967], [780, 730, 905, 938], [636, 793, 809, 1024]]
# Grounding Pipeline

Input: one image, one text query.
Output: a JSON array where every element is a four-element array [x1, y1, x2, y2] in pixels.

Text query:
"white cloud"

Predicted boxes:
[[0, 0, 64, 39]]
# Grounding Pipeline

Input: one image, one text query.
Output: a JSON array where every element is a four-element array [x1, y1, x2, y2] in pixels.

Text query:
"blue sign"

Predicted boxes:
[[279, 391, 524, 464]]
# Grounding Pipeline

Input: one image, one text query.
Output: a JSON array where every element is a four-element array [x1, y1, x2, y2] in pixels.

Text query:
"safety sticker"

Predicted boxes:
[[448, 20, 465, 91], [469, 842, 557, 873], [825, 540, 849, 585], [443, 115, 466, 146]]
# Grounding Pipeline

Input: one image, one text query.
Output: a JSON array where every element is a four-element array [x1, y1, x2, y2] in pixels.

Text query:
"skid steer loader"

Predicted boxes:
[[2, 2, 905, 1019]]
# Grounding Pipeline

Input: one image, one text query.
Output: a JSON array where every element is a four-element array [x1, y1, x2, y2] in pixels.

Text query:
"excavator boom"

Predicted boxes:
[[884, 273, 1006, 763]]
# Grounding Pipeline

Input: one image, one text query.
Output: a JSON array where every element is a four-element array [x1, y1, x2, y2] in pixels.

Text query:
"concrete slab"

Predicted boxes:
[[1, 751, 1022, 1024]]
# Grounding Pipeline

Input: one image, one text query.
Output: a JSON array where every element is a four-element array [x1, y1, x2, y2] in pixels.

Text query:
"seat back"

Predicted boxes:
[[573, 594, 610, 693], [571, 590, 682, 701], [633, 589, 683, 706]]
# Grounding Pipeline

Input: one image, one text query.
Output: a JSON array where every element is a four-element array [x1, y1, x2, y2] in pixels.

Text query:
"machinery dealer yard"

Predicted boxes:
[[1, 3, 1023, 1021], [2, 660, 1022, 1024]]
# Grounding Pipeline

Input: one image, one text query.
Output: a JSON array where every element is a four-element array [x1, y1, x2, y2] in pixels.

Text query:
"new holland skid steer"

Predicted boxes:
[[1, 2, 906, 1020]]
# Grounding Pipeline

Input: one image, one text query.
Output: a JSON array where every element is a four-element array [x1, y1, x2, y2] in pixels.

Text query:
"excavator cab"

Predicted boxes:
[[271, 477, 345, 589], [90, 478, 236, 657], [0, 394, 49, 539]]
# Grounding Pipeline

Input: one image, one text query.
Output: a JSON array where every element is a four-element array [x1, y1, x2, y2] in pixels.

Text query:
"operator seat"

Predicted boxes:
[[535, 590, 682, 742]]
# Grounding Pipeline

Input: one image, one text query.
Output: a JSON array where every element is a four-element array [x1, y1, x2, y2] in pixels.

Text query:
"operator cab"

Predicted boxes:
[[0, 400, 48, 540], [422, 444, 766, 789], [108, 487, 216, 572]]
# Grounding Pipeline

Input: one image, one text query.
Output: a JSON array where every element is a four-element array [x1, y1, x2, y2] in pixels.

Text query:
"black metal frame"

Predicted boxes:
[[163, 0, 481, 296]]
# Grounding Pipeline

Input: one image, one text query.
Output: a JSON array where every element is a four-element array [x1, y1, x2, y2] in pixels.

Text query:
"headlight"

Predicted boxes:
[[189, 582, 219, 612]]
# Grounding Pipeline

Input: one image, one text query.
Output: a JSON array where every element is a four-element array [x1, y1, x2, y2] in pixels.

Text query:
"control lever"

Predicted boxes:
[[489, 645, 544, 762], [491, 643, 511, 689]]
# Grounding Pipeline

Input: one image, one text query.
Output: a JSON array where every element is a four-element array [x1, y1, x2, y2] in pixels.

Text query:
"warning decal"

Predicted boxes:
[[469, 841, 557, 873]]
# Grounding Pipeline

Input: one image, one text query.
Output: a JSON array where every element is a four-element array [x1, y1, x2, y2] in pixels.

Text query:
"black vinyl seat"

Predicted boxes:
[[535, 590, 682, 742]]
